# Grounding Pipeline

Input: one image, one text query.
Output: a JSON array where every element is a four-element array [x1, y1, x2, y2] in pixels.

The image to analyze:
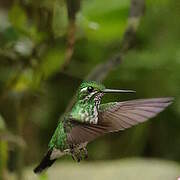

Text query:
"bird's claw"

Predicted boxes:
[[70, 145, 88, 162]]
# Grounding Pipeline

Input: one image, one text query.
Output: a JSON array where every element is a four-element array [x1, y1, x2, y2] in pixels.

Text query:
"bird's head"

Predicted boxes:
[[78, 81, 135, 102]]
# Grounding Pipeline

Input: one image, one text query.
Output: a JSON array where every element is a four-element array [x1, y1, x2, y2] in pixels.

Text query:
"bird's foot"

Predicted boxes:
[[70, 146, 82, 162], [70, 144, 88, 162], [71, 152, 82, 162]]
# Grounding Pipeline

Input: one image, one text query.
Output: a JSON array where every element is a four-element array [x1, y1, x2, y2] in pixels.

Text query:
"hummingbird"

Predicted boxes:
[[34, 81, 173, 174]]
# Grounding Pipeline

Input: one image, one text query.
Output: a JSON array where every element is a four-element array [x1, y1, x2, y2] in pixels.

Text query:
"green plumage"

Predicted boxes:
[[48, 119, 68, 151], [48, 82, 104, 150]]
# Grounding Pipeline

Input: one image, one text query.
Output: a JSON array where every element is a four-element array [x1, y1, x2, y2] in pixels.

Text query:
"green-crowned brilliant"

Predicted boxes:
[[34, 81, 173, 174]]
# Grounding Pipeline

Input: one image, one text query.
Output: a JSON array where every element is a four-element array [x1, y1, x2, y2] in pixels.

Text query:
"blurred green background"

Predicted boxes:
[[0, 0, 180, 179]]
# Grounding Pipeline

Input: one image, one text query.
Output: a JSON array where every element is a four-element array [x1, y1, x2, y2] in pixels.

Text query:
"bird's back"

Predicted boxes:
[[48, 119, 69, 151]]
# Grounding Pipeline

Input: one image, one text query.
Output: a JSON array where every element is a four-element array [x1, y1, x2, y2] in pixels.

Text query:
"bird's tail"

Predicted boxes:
[[34, 149, 56, 174]]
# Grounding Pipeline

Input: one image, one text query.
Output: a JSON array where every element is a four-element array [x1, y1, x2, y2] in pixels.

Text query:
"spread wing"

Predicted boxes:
[[67, 97, 173, 145]]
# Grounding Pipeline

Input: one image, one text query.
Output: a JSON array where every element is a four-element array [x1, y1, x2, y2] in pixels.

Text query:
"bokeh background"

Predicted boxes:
[[0, 0, 180, 179]]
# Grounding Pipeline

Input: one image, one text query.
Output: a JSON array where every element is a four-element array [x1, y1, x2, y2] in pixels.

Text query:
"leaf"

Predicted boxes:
[[13, 68, 34, 92], [8, 4, 28, 31], [39, 173, 48, 180], [52, 0, 68, 37], [40, 48, 65, 78]]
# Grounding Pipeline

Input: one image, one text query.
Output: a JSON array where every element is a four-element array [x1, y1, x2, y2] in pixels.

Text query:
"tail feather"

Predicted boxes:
[[34, 149, 56, 174]]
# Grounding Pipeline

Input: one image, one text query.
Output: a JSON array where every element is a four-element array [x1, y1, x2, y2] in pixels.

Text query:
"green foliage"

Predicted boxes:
[[52, 0, 68, 37], [9, 5, 27, 31], [0, 115, 6, 131], [0, 115, 8, 180], [40, 48, 65, 78], [81, 0, 129, 42], [0, 141, 8, 179], [39, 173, 48, 180]]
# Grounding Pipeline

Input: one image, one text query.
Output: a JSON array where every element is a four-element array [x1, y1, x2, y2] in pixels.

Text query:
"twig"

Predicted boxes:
[[0, 132, 26, 149], [64, 0, 145, 113]]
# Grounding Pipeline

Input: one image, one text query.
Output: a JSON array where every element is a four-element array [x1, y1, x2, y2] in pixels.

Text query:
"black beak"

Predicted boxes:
[[102, 89, 136, 93]]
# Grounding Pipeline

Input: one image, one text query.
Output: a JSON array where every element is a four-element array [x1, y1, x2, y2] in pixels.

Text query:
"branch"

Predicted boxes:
[[64, 0, 145, 113], [61, 0, 81, 69], [86, 0, 145, 82]]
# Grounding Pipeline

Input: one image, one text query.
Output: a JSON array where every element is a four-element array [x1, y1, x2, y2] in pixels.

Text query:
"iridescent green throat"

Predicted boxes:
[[70, 95, 101, 124]]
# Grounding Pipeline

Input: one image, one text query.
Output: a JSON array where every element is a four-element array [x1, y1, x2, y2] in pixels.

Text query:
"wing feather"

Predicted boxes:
[[67, 97, 173, 145]]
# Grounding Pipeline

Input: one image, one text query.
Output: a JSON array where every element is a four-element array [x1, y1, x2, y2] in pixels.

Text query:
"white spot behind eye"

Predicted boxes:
[[80, 87, 88, 93]]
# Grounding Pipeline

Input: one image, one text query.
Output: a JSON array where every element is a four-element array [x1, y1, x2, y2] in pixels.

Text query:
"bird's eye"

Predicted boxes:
[[87, 86, 94, 93]]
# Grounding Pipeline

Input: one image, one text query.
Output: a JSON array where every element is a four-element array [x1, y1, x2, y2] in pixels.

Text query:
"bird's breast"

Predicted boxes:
[[70, 100, 100, 124]]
